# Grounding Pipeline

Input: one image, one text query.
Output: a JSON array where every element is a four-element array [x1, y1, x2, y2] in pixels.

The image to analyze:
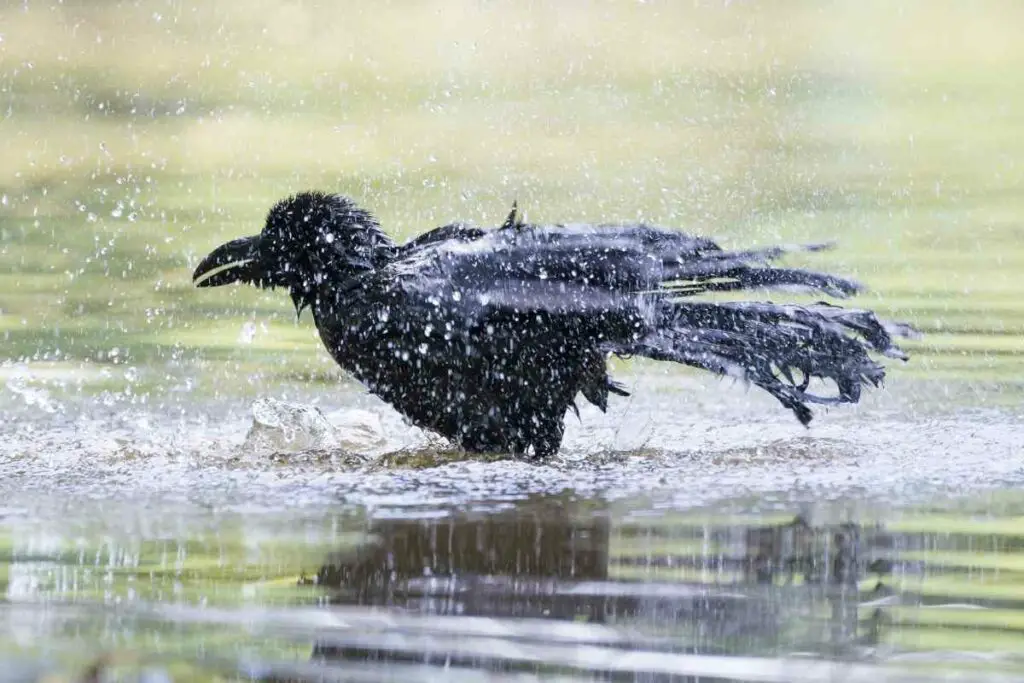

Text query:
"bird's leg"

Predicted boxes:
[[530, 419, 565, 461]]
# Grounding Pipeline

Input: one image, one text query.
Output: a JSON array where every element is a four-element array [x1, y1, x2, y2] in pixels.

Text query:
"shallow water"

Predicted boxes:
[[2, 365, 1021, 510], [2, 367, 1023, 681], [3, 484, 1024, 681]]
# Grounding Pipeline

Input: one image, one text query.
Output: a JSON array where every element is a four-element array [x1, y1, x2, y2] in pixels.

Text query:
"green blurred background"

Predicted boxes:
[[2, 0, 1022, 395]]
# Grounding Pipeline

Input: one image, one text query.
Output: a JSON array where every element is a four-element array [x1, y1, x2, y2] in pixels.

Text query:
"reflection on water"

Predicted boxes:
[[2, 491, 1022, 681], [311, 499, 890, 677]]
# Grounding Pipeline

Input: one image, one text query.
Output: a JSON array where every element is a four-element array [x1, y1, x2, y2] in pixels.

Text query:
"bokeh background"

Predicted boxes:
[[2, 0, 1022, 398]]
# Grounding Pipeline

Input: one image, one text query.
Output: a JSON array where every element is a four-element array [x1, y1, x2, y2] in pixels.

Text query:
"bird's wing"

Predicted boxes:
[[391, 222, 861, 320], [398, 222, 491, 257]]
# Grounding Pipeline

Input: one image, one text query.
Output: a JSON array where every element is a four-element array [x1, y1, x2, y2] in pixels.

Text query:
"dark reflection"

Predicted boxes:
[[8, 493, 1024, 683], [318, 496, 612, 620], [304, 496, 895, 679]]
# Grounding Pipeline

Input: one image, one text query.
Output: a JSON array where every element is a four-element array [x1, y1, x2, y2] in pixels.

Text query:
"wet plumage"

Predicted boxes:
[[193, 192, 914, 459]]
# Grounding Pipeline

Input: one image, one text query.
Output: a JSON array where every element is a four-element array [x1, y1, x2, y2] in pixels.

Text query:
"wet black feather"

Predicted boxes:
[[193, 192, 915, 459]]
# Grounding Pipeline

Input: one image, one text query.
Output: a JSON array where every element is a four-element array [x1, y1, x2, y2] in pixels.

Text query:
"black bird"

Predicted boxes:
[[193, 192, 913, 459]]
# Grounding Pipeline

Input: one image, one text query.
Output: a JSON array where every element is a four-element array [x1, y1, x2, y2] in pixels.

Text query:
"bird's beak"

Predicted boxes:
[[192, 235, 262, 288]]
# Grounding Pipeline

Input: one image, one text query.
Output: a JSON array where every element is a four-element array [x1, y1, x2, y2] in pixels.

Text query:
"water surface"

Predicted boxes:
[[2, 369, 1023, 680]]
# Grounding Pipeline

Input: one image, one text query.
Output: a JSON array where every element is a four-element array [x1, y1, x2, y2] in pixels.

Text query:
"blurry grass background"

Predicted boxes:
[[1, 0, 1022, 397]]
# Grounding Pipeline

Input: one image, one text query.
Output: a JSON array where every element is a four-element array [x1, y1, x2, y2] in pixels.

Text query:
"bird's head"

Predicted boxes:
[[192, 191, 397, 313]]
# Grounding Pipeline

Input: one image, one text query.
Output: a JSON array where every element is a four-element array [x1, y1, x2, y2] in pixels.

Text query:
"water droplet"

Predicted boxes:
[[238, 322, 257, 344]]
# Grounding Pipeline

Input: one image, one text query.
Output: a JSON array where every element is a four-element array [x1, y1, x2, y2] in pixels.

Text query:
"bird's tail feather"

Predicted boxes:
[[620, 300, 917, 425], [662, 242, 861, 299]]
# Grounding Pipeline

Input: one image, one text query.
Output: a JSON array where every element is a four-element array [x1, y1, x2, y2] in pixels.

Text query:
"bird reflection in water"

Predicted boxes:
[[308, 498, 893, 673]]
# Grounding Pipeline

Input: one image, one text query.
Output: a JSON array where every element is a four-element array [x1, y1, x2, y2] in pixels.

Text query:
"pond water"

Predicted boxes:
[[1, 372, 1022, 681], [3, 0, 1024, 680]]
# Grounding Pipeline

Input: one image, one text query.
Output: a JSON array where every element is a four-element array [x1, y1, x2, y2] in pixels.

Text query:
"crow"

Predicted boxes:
[[192, 191, 914, 459]]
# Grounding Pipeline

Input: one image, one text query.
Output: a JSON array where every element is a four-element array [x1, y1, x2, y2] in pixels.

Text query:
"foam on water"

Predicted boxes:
[[1, 366, 1021, 516]]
